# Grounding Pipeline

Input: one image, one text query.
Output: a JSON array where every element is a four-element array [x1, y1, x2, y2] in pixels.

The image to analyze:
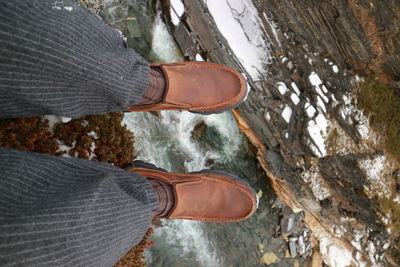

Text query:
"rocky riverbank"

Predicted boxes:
[[163, 0, 400, 266]]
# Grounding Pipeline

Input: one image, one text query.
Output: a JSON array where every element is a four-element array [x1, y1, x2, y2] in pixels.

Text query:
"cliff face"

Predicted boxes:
[[164, 0, 400, 266]]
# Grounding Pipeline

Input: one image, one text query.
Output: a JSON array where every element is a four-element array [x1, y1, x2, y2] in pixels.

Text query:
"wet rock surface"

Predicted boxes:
[[163, 0, 400, 266]]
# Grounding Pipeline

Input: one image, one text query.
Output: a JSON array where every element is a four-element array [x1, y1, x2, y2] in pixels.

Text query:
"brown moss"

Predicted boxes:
[[357, 78, 400, 159], [53, 113, 136, 167], [376, 198, 400, 237], [0, 118, 58, 154], [114, 227, 155, 267], [0, 114, 153, 266]]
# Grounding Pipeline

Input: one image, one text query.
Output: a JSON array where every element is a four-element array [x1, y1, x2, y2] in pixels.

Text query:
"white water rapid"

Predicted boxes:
[[122, 16, 247, 267]]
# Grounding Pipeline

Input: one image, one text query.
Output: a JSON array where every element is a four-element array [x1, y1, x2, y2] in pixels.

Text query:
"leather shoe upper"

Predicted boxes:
[[126, 165, 257, 222], [128, 62, 247, 113]]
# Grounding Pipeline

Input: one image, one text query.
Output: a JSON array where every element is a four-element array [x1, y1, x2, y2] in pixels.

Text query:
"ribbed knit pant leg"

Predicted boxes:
[[0, 147, 158, 267], [0, 0, 149, 118]]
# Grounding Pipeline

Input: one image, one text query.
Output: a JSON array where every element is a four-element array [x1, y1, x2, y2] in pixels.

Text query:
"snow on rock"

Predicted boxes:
[[309, 71, 323, 86], [170, 0, 185, 25], [307, 114, 328, 157], [263, 12, 281, 47], [195, 54, 205, 61], [170, 11, 180, 25], [339, 94, 370, 139], [88, 141, 97, 160], [317, 96, 327, 112], [358, 155, 393, 198], [281, 105, 292, 123], [60, 117, 72, 123], [290, 93, 300, 105], [291, 82, 301, 95], [319, 236, 358, 267], [42, 115, 62, 133], [57, 140, 76, 155], [305, 104, 317, 118], [206, 0, 271, 80], [171, 0, 185, 16], [301, 165, 331, 200], [309, 72, 329, 103], [87, 131, 99, 139], [277, 82, 288, 95]]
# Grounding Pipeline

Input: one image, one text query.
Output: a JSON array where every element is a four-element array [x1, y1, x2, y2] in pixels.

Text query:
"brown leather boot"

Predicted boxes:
[[128, 62, 248, 114], [124, 161, 258, 222]]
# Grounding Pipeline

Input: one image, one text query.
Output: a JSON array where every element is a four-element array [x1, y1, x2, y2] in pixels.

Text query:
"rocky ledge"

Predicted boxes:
[[162, 0, 400, 266]]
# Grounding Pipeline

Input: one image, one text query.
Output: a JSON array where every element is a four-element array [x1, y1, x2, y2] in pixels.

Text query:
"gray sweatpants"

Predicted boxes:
[[0, 0, 159, 266]]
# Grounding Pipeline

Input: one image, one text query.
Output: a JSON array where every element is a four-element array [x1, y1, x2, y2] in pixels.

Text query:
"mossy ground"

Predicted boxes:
[[0, 113, 153, 267], [357, 78, 400, 264], [357, 78, 400, 158]]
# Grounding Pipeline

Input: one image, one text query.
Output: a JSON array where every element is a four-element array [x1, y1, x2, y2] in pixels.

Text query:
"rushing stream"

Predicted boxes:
[[99, 0, 400, 266], [100, 1, 285, 266]]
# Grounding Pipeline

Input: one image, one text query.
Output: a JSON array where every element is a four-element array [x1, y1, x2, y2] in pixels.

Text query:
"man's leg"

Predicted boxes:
[[0, 0, 149, 118], [0, 147, 158, 266]]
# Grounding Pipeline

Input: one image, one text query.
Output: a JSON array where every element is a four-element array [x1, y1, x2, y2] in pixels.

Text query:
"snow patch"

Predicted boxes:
[[263, 12, 281, 47], [88, 141, 97, 160], [332, 65, 339, 73], [305, 104, 317, 118], [87, 131, 99, 139], [281, 106, 292, 123], [195, 54, 205, 61], [277, 82, 288, 95], [291, 93, 300, 105], [206, 0, 271, 80], [291, 82, 301, 95], [42, 115, 61, 133], [302, 165, 331, 200], [170, 0, 184, 25], [170, 10, 180, 25], [309, 72, 323, 86], [171, 0, 185, 16], [57, 140, 76, 155], [339, 94, 370, 139], [319, 237, 357, 267], [317, 96, 327, 112], [64, 6, 73, 11], [358, 155, 392, 198], [307, 114, 328, 157], [60, 117, 72, 123]]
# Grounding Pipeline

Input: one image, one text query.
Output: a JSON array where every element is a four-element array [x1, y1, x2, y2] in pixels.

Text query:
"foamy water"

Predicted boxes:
[[123, 110, 245, 266]]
